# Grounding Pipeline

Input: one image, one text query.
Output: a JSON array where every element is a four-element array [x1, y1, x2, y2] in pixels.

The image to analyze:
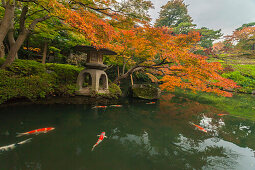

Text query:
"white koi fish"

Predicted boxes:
[[0, 138, 32, 152], [91, 132, 107, 151]]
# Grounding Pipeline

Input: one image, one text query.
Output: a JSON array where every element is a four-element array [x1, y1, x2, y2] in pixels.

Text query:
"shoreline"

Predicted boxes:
[[0, 95, 121, 108]]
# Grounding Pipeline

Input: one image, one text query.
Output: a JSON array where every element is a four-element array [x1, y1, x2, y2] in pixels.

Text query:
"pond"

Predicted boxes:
[[0, 94, 255, 170]]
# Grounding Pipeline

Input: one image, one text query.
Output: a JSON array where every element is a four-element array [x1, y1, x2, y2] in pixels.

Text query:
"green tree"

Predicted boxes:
[[197, 27, 222, 49], [155, 0, 193, 34], [236, 22, 255, 31]]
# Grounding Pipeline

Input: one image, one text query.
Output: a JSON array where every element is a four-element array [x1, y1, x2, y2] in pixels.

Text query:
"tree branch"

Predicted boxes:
[[26, 9, 45, 18], [28, 15, 51, 31], [19, 5, 28, 32], [2, 0, 6, 7], [113, 58, 173, 83]]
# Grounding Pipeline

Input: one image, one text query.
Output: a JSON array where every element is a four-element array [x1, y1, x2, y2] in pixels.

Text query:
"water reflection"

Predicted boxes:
[[0, 94, 255, 169]]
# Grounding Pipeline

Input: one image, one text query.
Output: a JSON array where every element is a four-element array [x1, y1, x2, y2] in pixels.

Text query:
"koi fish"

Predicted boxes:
[[190, 122, 207, 133], [92, 132, 107, 151], [92, 106, 107, 109], [0, 138, 32, 152], [110, 105, 122, 107], [146, 102, 156, 104], [218, 114, 227, 116], [16, 127, 55, 137]]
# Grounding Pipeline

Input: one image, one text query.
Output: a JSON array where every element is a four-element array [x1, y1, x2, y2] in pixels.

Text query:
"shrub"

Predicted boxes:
[[5, 59, 46, 76], [46, 63, 83, 84], [0, 58, 5, 66], [0, 60, 84, 103], [222, 71, 255, 93], [0, 70, 53, 104], [53, 84, 77, 96]]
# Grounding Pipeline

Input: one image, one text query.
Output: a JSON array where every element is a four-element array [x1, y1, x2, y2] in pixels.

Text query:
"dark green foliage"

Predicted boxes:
[[236, 22, 255, 31], [0, 58, 5, 66], [96, 83, 122, 99], [0, 60, 84, 104], [197, 27, 222, 49], [155, 0, 192, 28], [54, 84, 77, 96], [131, 84, 160, 99], [0, 69, 53, 104], [46, 63, 83, 84], [5, 59, 46, 76], [108, 83, 122, 98]]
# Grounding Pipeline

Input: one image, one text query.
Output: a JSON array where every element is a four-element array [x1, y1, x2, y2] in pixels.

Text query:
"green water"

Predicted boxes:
[[0, 94, 255, 170]]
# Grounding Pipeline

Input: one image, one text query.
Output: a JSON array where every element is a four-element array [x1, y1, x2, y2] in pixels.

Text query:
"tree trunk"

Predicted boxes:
[[42, 41, 48, 64], [1, 30, 29, 69], [8, 18, 18, 59], [0, 3, 15, 43], [130, 74, 134, 86], [1, 13, 50, 68], [122, 58, 126, 75], [117, 65, 120, 77], [0, 42, 5, 58]]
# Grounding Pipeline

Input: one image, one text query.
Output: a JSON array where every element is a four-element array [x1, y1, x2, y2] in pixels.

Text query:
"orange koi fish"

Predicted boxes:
[[190, 123, 207, 133], [146, 102, 156, 104], [218, 114, 227, 116], [16, 127, 55, 137], [110, 105, 122, 107], [92, 132, 107, 151], [92, 106, 107, 109]]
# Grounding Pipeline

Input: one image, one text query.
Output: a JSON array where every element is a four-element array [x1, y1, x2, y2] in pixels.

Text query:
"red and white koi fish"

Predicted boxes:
[[110, 105, 122, 107], [190, 123, 207, 133], [146, 102, 156, 104], [16, 127, 55, 137], [0, 138, 32, 152], [218, 114, 227, 116], [92, 106, 107, 109], [92, 132, 107, 151]]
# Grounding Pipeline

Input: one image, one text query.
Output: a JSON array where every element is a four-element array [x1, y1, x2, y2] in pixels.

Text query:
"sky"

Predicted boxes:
[[149, 0, 255, 35]]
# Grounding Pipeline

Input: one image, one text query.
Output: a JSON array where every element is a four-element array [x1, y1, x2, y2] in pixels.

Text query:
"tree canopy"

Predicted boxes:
[[155, 0, 192, 29]]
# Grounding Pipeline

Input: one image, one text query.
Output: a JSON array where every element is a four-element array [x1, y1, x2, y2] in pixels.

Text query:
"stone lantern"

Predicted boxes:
[[74, 45, 117, 95]]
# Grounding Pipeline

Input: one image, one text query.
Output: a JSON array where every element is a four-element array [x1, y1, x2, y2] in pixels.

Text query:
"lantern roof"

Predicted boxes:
[[74, 45, 117, 55]]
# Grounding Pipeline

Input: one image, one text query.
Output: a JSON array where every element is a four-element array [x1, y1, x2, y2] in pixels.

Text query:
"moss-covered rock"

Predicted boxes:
[[96, 83, 122, 99], [130, 84, 161, 100]]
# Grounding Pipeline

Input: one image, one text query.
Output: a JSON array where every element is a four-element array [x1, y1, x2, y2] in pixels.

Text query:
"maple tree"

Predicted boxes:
[[232, 26, 255, 52], [223, 23, 255, 55], [103, 26, 238, 97]]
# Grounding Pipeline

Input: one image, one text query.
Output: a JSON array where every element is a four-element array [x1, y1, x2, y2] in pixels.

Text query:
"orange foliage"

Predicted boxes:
[[47, 0, 117, 48], [212, 42, 225, 53], [232, 26, 255, 40], [108, 26, 238, 97]]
